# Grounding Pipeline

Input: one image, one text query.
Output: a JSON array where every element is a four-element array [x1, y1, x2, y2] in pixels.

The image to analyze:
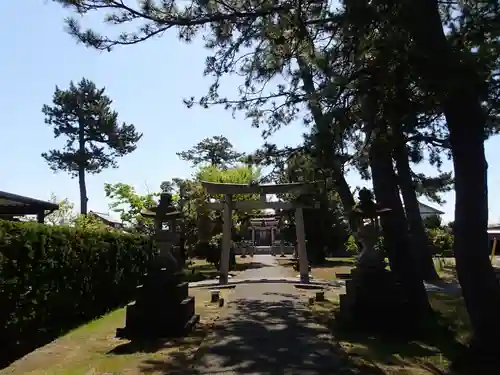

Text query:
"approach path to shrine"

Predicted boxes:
[[191, 254, 349, 375]]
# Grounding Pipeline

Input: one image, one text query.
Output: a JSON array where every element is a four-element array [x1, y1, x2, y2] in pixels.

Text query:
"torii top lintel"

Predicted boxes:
[[201, 181, 315, 195]]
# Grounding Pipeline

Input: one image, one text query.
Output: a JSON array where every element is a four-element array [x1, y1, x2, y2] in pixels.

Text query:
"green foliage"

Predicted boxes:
[[345, 234, 385, 254], [206, 233, 237, 269], [196, 164, 260, 188], [345, 235, 359, 253], [104, 183, 159, 233], [275, 152, 350, 260], [73, 213, 112, 231], [41, 78, 142, 176], [207, 233, 224, 267], [423, 215, 443, 230], [41, 78, 142, 214], [413, 173, 454, 205], [175, 164, 261, 262], [0, 220, 153, 365], [427, 228, 454, 257], [176, 136, 244, 168], [195, 164, 262, 227], [44, 194, 77, 226]]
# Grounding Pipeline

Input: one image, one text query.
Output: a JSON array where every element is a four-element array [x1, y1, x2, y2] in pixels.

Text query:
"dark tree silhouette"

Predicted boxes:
[[42, 78, 142, 214], [176, 135, 244, 168]]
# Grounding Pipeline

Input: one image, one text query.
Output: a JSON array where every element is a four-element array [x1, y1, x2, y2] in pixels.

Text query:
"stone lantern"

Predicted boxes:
[[336, 188, 412, 334], [352, 188, 391, 269], [116, 192, 199, 339]]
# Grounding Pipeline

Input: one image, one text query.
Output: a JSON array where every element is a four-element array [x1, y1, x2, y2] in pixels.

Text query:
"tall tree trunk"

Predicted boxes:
[[332, 168, 358, 233], [78, 120, 88, 215], [401, 0, 500, 353], [296, 56, 358, 233], [369, 131, 432, 317], [78, 167, 88, 215], [448, 90, 500, 353], [392, 126, 439, 281]]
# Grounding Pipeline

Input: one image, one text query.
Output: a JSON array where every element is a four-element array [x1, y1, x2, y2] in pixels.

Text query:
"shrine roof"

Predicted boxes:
[[0, 190, 59, 216]]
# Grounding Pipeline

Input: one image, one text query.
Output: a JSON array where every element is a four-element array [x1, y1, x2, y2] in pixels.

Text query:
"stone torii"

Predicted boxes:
[[200, 181, 319, 284]]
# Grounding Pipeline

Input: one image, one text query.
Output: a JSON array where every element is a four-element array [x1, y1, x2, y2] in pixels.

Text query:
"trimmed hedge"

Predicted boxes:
[[0, 220, 154, 367]]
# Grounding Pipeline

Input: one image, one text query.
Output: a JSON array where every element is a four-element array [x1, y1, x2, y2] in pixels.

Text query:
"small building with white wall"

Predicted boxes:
[[416, 201, 445, 219]]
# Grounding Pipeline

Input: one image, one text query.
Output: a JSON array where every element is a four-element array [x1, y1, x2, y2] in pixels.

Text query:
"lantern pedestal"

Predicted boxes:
[[116, 269, 199, 339], [337, 265, 414, 331]]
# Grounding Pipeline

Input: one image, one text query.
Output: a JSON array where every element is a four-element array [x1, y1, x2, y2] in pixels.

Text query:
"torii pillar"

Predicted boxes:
[[220, 194, 232, 284], [295, 207, 309, 283]]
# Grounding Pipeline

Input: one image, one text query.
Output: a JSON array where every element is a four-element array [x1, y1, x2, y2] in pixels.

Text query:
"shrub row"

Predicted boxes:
[[344, 228, 454, 257], [0, 220, 154, 367]]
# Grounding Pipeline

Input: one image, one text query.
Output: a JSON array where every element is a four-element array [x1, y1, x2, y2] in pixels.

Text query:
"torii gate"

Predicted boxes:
[[200, 181, 318, 284]]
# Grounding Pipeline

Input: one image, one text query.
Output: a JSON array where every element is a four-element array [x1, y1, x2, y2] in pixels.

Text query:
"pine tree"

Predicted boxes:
[[42, 78, 142, 214], [176, 136, 244, 169]]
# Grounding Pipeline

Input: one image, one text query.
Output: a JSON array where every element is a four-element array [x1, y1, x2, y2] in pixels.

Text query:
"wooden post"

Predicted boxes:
[[295, 207, 309, 283], [491, 237, 498, 264], [36, 211, 45, 223], [220, 194, 232, 284]]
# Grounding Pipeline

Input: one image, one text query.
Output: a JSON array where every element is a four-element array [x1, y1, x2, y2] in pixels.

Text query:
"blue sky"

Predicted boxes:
[[1, 1, 499, 223]]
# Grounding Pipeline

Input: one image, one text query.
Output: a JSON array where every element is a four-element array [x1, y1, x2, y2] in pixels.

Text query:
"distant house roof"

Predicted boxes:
[[0, 190, 59, 216], [418, 201, 445, 215], [89, 211, 123, 226]]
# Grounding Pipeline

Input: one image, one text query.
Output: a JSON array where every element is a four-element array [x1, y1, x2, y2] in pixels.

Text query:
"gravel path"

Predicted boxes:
[[192, 255, 352, 375], [233, 254, 291, 279]]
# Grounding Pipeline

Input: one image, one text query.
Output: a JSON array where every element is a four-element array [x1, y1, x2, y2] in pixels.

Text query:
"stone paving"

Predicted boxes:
[[191, 255, 352, 375]]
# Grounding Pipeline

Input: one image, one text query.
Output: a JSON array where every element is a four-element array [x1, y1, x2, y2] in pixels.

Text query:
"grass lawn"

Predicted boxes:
[[0, 288, 233, 375], [184, 258, 219, 282], [276, 256, 357, 280], [308, 291, 471, 374], [309, 257, 357, 280], [278, 256, 461, 284]]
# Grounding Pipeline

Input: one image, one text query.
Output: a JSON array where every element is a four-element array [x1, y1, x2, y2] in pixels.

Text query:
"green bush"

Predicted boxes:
[[344, 234, 385, 254], [345, 235, 359, 253], [206, 234, 236, 270], [427, 228, 454, 257], [0, 220, 153, 366]]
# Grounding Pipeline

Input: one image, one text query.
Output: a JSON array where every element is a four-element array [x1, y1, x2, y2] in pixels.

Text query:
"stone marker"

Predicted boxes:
[[210, 290, 220, 303], [315, 291, 325, 302]]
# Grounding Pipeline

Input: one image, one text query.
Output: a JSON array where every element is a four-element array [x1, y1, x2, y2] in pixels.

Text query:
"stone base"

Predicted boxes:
[[336, 266, 415, 334], [116, 314, 200, 340], [116, 269, 199, 340]]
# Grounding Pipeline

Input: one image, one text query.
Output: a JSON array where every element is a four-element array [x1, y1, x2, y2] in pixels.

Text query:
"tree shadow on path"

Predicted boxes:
[[140, 288, 385, 374]]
